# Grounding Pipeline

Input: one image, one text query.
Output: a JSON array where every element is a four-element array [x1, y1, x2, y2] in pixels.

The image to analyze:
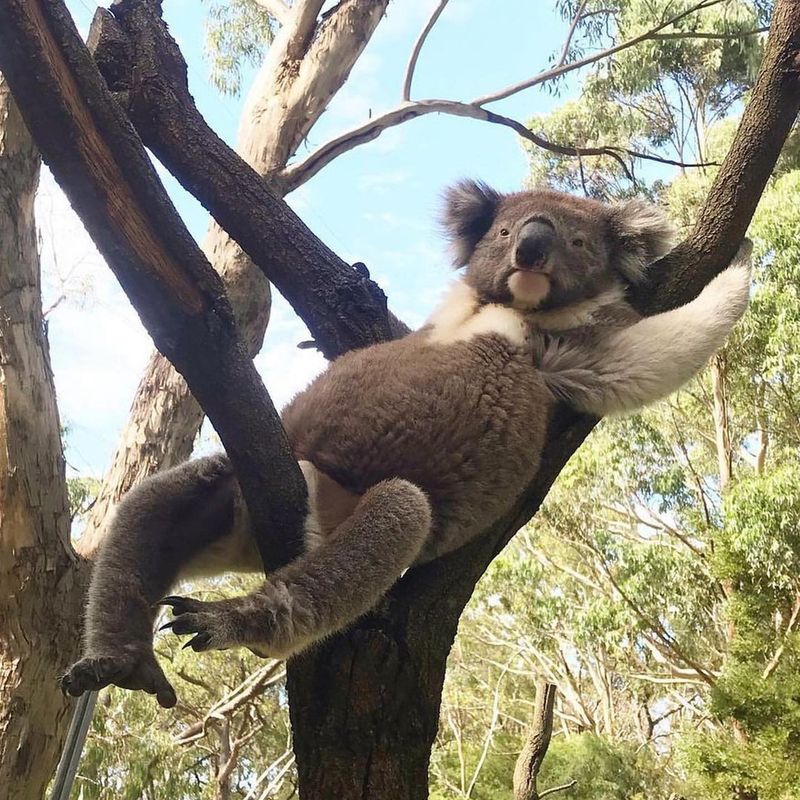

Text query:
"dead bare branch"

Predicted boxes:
[[282, 0, 325, 61], [513, 682, 574, 800]]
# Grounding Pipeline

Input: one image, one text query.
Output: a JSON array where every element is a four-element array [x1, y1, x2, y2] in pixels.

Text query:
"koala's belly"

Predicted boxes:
[[281, 333, 551, 552]]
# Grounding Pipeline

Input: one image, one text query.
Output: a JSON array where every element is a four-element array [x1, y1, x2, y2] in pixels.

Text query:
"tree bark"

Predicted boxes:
[[0, 74, 84, 800], [81, 0, 391, 554]]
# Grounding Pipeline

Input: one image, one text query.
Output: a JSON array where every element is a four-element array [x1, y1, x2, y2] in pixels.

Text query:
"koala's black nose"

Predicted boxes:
[[515, 219, 555, 269]]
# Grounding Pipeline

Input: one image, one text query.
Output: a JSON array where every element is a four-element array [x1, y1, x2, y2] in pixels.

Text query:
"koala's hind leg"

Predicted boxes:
[[61, 454, 250, 708], [161, 479, 432, 659]]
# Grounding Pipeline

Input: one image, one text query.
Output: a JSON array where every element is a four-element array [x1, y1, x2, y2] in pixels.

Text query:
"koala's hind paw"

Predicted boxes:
[[60, 646, 177, 708], [160, 595, 244, 654]]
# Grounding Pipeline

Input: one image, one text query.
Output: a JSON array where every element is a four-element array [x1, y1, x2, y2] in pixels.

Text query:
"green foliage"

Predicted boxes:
[[528, 1, 766, 196], [67, 474, 100, 520], [538, 734, 676, 800], [202, 0, 276, 96]]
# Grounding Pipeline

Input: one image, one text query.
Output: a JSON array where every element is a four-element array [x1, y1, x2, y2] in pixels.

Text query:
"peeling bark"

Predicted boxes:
[[0, 74, 84, 800]]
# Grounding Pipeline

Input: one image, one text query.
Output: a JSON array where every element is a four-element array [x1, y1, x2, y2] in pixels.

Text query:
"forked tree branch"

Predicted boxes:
[[88, 1, 404, 359], [0, 0, 308, 572]]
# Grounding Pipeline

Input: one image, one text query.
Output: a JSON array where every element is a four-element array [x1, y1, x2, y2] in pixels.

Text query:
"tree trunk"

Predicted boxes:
[[81, 0, 390, 553], [0, 74, 85, 800], [287, 537, 494, 800]]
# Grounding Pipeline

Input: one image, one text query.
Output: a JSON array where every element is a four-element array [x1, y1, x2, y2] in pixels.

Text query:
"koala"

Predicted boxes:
[[61, 181, 751, 708]]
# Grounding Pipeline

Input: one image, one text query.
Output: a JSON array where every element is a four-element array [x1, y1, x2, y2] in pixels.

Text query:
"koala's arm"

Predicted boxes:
[[540, 253, 751, 416]]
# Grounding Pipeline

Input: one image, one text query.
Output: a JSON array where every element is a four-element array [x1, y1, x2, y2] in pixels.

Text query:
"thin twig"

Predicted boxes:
[[540, 781, 578, 799], [650, 26, 768, 40], [281, 96, 715, 191], [402, 0, 449, 101], [557, 0, 589, 69], [472, 0, 726, 106]]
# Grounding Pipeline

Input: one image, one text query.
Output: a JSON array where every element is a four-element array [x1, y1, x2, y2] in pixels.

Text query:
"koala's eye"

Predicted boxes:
[[572, 237, 585, 248], [499, 227, 510, 237]]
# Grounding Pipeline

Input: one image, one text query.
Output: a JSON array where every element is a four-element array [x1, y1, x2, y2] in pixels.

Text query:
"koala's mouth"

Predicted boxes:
[[507, 269, 551, 308]]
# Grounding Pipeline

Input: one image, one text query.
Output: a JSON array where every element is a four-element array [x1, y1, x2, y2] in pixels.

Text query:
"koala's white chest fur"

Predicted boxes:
[[425, 280, 529, 346], [424, 279, 627, 346]]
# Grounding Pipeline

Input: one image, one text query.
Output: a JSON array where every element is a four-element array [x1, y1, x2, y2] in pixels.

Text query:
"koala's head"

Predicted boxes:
[[440, 180, 675, 310]]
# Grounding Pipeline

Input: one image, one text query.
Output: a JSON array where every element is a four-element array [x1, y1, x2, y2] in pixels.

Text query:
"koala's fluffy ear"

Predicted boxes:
[[440, 179, 502, 267], [608, 199, 676, 283]]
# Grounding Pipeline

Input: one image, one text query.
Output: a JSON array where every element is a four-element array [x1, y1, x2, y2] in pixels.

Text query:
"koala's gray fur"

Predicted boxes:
[[61, 181, 751, 707]]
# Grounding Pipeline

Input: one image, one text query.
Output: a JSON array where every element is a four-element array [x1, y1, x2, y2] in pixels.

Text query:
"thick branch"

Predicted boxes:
[[89, 2, 403, 359], [0, 0, 307, 570], [282, 0, 325, 61]]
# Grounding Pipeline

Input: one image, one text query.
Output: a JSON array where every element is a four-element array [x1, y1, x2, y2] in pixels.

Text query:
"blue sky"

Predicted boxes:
[[47, 1, 579, 475]]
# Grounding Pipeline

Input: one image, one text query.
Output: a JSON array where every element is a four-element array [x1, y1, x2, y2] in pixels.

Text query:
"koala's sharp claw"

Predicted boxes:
[[158, 595, 184, 607], [186, 633, 212, 651], [158, 620, 174, 632]]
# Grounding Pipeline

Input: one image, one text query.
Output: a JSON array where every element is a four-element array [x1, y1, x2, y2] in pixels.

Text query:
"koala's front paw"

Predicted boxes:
[[60, 644, 177, 708], [160, 595, 248, 653]]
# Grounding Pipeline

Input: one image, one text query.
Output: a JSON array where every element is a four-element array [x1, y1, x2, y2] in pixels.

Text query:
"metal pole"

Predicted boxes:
[[49, 691, 98, 800]]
